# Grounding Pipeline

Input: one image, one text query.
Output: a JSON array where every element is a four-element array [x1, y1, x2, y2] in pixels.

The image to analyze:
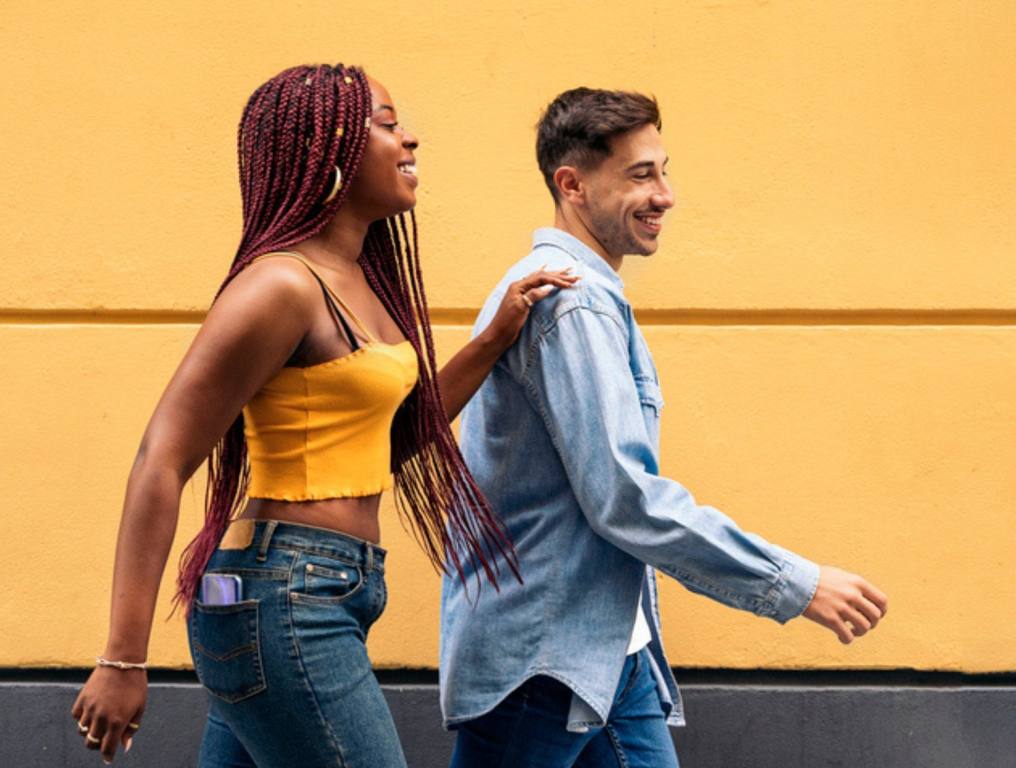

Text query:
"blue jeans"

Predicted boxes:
[[449, 648, 680, 768], [187, 520, 407, 768]]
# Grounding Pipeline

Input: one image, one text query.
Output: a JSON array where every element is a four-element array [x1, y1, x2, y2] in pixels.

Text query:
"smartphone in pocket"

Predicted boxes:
[[200, 573, 243, 605]]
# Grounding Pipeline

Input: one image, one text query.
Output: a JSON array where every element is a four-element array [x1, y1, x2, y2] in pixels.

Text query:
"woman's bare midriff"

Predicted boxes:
[[239, 495, 383, 544]]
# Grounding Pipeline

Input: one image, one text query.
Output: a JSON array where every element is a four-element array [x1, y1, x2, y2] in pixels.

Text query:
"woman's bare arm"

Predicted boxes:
[[73, 258, 320, 763], [438, 268, 578, 422]]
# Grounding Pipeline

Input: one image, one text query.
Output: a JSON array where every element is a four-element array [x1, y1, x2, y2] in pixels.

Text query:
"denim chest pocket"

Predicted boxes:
[[290, 559, 364, 605], [188, 600, 266, 704], [634, 374, 664, 415]]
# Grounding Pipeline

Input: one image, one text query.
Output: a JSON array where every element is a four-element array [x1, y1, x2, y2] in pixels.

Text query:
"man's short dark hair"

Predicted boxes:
[[536, 87, 661, 201]]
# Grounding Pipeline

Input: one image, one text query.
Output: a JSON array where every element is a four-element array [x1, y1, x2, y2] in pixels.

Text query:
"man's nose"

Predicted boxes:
[[652, 179, 675, 210]]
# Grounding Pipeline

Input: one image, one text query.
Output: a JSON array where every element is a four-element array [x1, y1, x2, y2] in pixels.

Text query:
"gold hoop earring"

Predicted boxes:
[[324, 165, 343, 203]]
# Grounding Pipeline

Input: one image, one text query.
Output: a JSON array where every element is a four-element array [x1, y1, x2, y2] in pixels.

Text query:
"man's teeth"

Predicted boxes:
[[636, 214, 661, 225], [398, 163, 417, 176]]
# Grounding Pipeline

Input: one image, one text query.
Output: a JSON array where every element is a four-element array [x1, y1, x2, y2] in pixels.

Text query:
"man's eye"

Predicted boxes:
[[634, 173, 652, 180]]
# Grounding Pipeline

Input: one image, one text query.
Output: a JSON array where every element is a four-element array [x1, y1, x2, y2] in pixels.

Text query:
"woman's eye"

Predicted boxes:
[[383, 122, 399, 131]]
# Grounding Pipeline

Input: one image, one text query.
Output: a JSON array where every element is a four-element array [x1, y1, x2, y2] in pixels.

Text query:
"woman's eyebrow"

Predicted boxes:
[[373, 104, 396, 114]]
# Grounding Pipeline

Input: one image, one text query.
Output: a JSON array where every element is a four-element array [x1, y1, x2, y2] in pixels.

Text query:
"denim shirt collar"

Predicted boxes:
[[532, 227, 625, 291]]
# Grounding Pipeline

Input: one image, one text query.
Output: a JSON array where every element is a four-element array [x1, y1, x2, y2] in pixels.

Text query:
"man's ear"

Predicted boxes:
[[553, 166, 584, 206]]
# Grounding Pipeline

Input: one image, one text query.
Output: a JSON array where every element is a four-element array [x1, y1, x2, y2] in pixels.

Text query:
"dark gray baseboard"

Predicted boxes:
[[4, 676, 1014, 768]]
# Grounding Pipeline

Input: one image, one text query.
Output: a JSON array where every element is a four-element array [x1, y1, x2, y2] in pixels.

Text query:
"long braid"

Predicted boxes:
[[361, 213, 519, 592], [174, 64, 517, 611]]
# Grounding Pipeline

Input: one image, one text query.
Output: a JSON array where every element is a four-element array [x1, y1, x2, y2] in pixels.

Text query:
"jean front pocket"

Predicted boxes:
[[290, 558, 365, 606], [189, 600, 266, 704]]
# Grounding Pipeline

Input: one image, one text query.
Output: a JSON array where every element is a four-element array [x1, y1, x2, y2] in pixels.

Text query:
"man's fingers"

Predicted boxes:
[[841, 605, 871, 637], [828, 615, 854, 644], [859, 582, 889, 616], [853, 595, 883, 628]]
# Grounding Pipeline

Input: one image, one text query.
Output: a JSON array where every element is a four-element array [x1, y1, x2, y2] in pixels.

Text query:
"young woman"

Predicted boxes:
[[71, 63, 577, 767]]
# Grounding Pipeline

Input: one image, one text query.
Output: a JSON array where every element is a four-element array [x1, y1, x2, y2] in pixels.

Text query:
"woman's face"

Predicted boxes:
[[345, 76, 419, 221]]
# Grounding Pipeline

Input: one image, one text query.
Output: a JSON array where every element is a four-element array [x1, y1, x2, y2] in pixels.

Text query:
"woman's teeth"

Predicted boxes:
[[398, 163, 417, 177]]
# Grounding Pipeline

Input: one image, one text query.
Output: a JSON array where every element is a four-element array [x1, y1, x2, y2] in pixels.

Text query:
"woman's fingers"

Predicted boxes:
[[71, 691, 85, 723], [523, 285, 557, 305], [71, 672, 147, 764], [101, 719, 127, 764], [75, 702, 93, 739], [121, 708, 143, 750], [516, 268, 579, 294], [514, 271, 580, 313], [86, 713, 105, 750]]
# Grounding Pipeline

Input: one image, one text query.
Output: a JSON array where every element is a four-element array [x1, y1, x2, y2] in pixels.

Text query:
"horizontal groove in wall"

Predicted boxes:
[[3, 668, 1014, 687], [3, 308, 1016, 327], [0, 309, 207, 325], [633, 308, 1016, 327]]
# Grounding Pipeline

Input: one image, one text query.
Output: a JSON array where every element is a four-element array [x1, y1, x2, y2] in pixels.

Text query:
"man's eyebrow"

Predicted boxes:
[[625, 157, 669, 172]]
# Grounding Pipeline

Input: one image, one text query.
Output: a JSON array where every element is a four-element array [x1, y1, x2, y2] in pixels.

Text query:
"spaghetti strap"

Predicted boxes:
[[251, 251, 378, 343], [319, 281, 361, 353]]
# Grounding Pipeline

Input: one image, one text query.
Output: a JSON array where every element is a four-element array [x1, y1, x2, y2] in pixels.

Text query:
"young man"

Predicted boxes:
[[440, 88, 888, 768]]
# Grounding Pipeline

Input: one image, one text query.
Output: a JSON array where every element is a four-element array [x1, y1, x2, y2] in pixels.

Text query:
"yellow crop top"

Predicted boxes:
[[242, 253, 419, 500]]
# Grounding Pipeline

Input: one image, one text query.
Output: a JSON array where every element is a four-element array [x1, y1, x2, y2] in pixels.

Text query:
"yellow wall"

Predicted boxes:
[[2, 1, 1014, 672]]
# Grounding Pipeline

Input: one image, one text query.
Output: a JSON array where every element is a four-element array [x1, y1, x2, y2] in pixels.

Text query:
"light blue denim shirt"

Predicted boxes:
[[440, 227, 820, 731]]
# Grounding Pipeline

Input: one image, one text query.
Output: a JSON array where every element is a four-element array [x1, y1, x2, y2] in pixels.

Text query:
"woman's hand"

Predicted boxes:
[[437, 267, 580, 421], [479, 267, 580, 349], [72, 667, 147, 764]]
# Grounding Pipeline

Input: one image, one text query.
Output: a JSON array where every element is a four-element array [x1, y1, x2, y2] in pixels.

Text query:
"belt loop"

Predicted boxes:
[[365, 544, 374, 572], [256, 520, 278, 562]]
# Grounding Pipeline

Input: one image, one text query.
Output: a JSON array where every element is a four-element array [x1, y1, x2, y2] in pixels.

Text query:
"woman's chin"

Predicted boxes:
[[394, 192, 417, 214]]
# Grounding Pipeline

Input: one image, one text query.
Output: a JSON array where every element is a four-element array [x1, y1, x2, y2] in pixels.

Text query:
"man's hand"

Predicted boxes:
[[802, 565, 888, 644]]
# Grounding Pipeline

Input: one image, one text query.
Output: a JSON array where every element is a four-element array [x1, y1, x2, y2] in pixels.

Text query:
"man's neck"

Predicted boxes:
[[553, 208, 624, 273]]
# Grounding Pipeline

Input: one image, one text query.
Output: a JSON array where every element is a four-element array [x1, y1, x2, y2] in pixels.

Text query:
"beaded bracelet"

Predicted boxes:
[[96, 657, 148, 671]]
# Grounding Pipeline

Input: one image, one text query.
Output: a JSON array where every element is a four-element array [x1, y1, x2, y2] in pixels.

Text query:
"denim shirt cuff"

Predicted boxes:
[[765, 551, 821, 624]]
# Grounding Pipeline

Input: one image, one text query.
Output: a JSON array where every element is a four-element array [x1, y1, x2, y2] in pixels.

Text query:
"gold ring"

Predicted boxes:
[[128, 722, 141, 731], [86, 734, 101, 744], [521, 293, 534, 308]]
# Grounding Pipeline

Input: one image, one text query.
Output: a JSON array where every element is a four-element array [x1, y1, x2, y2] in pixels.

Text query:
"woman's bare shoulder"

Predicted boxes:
[[209, 255, 323, 324]]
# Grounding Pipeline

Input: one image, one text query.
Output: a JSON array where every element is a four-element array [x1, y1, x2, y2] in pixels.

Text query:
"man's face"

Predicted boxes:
[[577, 124, 674, 259]]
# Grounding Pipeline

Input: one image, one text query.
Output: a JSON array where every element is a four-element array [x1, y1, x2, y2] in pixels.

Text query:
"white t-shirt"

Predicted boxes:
[[626, 588, 652, 654]]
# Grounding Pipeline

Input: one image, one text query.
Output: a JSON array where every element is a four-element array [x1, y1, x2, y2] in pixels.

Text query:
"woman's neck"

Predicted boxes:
[[295, 207, 370, 272]]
